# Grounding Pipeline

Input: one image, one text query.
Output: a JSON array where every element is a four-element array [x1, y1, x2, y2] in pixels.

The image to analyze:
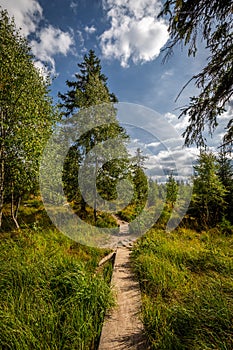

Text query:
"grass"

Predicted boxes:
[[0, 200, 115, 349], [131, 228, 233, 349], [4, 197, 232, 349]]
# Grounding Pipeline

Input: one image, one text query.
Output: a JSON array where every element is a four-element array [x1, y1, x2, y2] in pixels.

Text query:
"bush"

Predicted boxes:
[[218, 218, 233, 235]]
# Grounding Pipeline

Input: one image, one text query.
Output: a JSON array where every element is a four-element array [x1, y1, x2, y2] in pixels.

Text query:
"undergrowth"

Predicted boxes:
[[132, 228, 233, 349], [0, 228, 114, 349]]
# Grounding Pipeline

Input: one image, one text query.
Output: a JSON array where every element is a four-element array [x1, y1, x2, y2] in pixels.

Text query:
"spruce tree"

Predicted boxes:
[[58, 49, 117, 116], [192, 151, 227, 227], [166, 172, 178, 209], [160, 0, 233, 147], [217, 146, 233, 223], [59, 50, 130, 223]]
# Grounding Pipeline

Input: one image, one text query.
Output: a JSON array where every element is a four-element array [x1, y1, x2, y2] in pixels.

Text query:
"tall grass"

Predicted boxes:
[[0, 228, 114, 349], [132, 228, 233, 349]]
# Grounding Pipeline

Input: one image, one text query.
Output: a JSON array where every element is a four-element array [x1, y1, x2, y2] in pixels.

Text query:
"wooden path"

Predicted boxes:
[[98, 219, 148, 349]]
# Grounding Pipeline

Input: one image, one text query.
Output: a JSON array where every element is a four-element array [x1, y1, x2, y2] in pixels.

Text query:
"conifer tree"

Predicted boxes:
[[130, 148, 148, 208], [217, 146, 233, 223], [166, 172, 178, 208], [59, 50, 130, 223], [160, 0, 233, 147], [192, 151, 227, 227], [58, 49, 117, 116]]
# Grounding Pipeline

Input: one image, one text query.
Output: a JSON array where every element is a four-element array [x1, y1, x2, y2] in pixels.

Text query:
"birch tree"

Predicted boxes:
[[0, 9, 56, 228]]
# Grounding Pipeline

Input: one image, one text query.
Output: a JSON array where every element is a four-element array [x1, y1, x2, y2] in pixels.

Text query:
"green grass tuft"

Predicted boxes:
[[132, 228, 233, 349], [0, 229, 114, 349]]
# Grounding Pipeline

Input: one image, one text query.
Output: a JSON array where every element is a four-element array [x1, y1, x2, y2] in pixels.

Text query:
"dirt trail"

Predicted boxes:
[[98, 217, 148, 349], [100, 214, 139, 249], [98, 247, 147, 349]]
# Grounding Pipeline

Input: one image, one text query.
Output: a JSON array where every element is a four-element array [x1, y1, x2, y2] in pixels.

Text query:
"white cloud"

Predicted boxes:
[[164, 103, 233, 149], [164, 112, 190, 134], [145, 145, 196, 179], [31, 25, 74, 75], [100, 0, 169, 67], [85, 25, 96, 34], [221, 100, 233, 120], [0, 0, 74, 75], [146, 141, 161, 148], [164, 112, 178, 124], [161, 70, 174, 80], [33, 60, 52, 79], [77, 29, 85, 47], [0, 0, 43, 36], [70, 1, 78, 14]]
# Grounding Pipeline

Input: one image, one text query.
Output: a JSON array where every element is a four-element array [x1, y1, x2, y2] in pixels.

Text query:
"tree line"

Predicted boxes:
[[158, 148, 233, 231], [0, 8, 232, 232]]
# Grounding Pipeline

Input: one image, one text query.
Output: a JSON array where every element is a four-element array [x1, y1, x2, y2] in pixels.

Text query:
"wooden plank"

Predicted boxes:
[[98, 251, 116, 267], [98, 247, 147, 350]]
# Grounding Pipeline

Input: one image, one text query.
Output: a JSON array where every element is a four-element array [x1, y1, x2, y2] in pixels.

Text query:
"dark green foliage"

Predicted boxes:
[[117, 148, 148, 221], [148, 179, 159, 207], [60, 50, 130, 223], [131, 166, 148, 206], [191, 151, 227, 228], [160, 0, 233, 147], [217, 146, 233, 223], [166, 173, 178, 208], [58, 49, 117, 117]]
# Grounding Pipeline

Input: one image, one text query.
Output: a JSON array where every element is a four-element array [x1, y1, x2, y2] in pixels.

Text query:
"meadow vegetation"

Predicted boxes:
[[131, 228, 233, 349], [0, 200, 114, 350]]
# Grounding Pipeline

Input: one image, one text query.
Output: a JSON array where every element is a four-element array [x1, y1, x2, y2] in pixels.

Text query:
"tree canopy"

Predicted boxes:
[[59, 50, 130, 223], [0, 8, 57, 228], [192, 151, 227, 227], [58, 49, 117, 117], [160, 0, 233, 148]]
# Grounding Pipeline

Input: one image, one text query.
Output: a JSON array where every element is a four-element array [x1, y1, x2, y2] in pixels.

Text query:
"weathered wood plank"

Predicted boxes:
[[98, 247, 147, 350], [98, 251, 116, 267]]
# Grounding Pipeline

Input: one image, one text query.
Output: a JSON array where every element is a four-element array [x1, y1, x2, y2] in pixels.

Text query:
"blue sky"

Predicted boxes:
[[0, 0, 231, 179], [0, 0, 203, 111]]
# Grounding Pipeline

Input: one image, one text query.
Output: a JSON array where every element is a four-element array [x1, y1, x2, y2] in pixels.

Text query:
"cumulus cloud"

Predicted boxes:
[[33, 60, 51, 78], [221, 100, 233, 120], [85, 25, 96, 34], [100, 0, 169, 67], [146, 145, 196, 180], [164, 102, 233, 149], [0, 0, 43, 36], [0, 0, 74, 75], [164, 112, 190, 134], [31, 26, 74, 75]]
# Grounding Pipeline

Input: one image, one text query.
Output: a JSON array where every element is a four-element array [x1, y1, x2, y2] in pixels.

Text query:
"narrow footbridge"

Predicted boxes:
[[98, 220, 147, 349]]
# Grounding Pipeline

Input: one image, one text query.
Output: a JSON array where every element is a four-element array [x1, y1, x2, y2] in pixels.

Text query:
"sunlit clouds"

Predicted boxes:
[[100, 0, 169, 67]]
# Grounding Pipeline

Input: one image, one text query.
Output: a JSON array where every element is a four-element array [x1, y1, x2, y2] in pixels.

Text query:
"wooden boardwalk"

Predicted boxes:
[[98, 247, 148, 350]]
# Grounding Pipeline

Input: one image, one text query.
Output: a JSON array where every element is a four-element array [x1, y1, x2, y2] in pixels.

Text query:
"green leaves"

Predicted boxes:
[[0, 8, 57, 228]]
